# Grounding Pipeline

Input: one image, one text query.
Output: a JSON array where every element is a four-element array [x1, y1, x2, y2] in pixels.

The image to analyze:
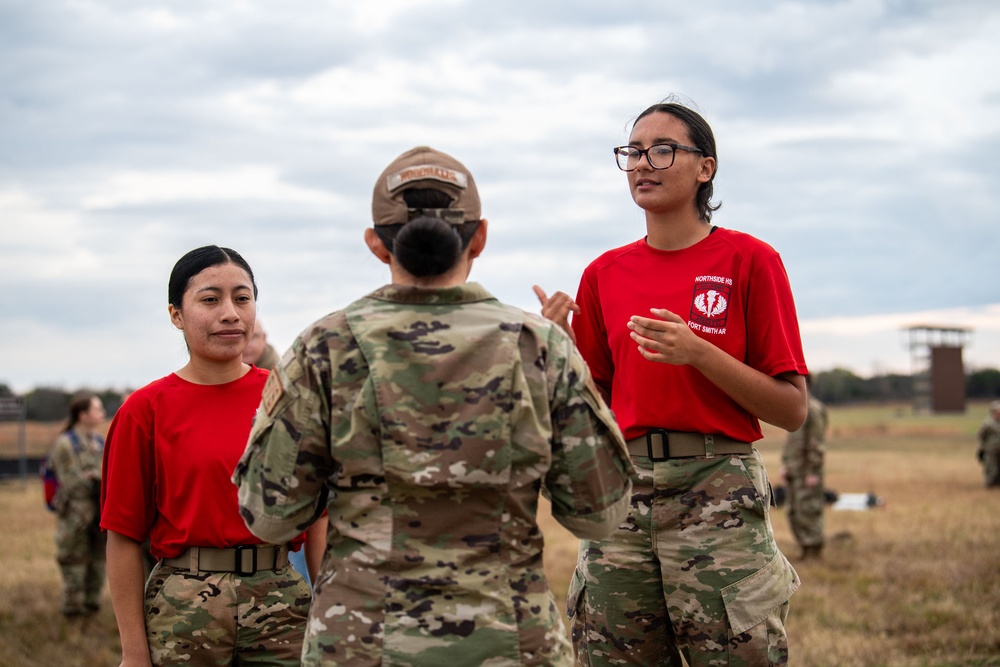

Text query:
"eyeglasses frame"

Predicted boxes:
[[613, 143, 704, 171]]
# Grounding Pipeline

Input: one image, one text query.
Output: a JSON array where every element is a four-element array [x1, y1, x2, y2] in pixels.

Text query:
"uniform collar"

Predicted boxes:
[[368, 282, 495, 305]]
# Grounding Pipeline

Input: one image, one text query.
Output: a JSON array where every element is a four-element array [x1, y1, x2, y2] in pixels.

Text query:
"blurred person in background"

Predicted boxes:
[[101, 245, 311, 666], [50, 392, 107, 617], [243, 318, 280, 370], [535, 98, 808, 666], [234, 146, 634, 666], [976, 400, 1000, 487], [781, 380, 829, 559]]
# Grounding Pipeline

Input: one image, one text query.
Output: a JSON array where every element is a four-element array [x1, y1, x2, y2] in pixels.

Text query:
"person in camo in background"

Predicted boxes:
[[976, 400, 1000, 488], [780, 379, 829, 560], [51, 391, 107, 617], [535, 98, 809, 666], [101, 246, 311, 667], [243, 318, 280, 370], [233, 146, 634, 666]]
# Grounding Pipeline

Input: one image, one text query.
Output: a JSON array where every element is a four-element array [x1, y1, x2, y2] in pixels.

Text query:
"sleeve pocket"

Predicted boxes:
[[721, 553, 800, 635]]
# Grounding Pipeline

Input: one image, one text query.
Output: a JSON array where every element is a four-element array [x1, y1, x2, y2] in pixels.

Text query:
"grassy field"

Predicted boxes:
[[2, 401, 999, 666]]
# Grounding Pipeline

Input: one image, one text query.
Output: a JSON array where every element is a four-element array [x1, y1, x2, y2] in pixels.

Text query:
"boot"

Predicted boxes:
[[800, 544, 823, 561], [60, 563, 88, 616]]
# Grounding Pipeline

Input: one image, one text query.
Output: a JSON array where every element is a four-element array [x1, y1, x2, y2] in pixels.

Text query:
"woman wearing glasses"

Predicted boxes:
[[536, 99, 808, 666]]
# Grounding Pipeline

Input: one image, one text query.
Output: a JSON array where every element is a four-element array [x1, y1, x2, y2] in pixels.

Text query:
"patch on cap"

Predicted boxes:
[[371, 146, 481, 227], [388, 165, 468, 192]]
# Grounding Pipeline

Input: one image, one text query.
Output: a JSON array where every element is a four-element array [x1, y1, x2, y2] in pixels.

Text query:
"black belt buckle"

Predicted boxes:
[[646, 429, 670, 462], [235, 545, 258, 576]]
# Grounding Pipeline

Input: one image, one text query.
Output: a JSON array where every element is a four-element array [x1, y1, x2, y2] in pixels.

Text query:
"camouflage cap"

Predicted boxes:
[[371, 146, 481, 227]]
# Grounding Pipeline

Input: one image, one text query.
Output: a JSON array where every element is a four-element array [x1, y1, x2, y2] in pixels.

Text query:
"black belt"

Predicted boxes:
[[162, 544, 289, 576], [626, 429, 753, 461]]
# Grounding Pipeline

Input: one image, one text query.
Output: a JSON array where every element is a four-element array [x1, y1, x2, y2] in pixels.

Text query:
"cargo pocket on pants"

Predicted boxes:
[[566, 567, 586, 620], [720, 552, 799, 635]]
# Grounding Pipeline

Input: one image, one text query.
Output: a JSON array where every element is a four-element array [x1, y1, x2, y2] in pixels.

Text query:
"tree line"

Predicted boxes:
[[0, 385, 128, 423], [810, 367, 1000, 405], [2, 367, 1000, 422]]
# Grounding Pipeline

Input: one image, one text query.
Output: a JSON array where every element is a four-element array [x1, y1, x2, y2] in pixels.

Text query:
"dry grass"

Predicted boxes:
[[3, 402, 1000, 666], [0, 480, 120, 666], [0, 420, 68, 458]]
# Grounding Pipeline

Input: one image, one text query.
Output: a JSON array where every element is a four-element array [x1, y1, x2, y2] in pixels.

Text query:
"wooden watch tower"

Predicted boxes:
[[904, 325, 972, 413]]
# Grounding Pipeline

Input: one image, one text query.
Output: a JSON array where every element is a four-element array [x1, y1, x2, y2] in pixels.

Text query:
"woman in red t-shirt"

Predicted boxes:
[[101, 246, 310, 667], [536, 100, 809, 666]]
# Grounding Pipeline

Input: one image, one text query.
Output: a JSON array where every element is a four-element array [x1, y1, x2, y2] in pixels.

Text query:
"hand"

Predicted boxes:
[[627, 308, 704, 366], [805, 473, 820, 488], [532, 285, 578, 342]]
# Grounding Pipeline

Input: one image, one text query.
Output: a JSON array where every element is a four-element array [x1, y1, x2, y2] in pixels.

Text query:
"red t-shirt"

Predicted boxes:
[[101, 367, 303, 559], [573, 228, 808, 443]]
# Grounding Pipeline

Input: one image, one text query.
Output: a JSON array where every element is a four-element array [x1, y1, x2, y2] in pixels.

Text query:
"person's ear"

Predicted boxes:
[[467, 219, 488, 260], [697, 156, 716, 184], [365, 228, 392, 265], [168, 304, 184, 331]]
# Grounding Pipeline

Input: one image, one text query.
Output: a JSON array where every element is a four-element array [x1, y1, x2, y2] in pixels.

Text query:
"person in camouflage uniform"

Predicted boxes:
[[234, 146, 635, 667], [243, 318, 281, 370], [976, 400, 1000, 487], [780, 388, 829, 559], [50, 392, 107, 617]]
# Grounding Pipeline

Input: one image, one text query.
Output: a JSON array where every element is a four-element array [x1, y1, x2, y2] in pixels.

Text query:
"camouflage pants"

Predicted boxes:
[[982, 445, 1000, 487], [785, 475, 824, 549], [55, 498, 106, 615], [568, 451, 799, 667], [144, 561, 311, 666]]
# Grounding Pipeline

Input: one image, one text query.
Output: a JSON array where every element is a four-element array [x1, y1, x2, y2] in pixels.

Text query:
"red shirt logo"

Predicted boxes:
[[690, 278, 731, 329]]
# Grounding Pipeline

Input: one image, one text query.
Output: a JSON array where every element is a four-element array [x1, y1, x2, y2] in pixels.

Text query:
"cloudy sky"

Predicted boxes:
[[1, 0, 998, 394]]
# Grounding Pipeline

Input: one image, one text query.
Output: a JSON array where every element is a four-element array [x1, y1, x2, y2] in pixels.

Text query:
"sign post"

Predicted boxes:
[[0, 396, 28, 481]]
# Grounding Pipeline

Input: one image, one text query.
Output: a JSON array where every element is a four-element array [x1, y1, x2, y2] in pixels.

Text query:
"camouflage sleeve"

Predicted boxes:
[[802, 401, 827, 476], [783, 402, 822, 476], [51, 434, 92, 501], [234, 322, 339, 544], [541, 324, 633, 540]]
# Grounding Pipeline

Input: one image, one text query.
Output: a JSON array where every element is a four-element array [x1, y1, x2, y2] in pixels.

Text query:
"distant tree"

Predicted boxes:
[[0, 383, 13, 398], [810, 368, 869, 404], [96, 388, 126, 417], [8, 386, 128, 421], [25, 387, 71, 422], [869, 373, 912, 402], [967, 368, 1000, 399]]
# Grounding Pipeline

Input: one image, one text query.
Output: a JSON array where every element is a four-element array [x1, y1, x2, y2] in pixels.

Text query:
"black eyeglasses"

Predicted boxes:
[[613, 143, 704, 171]]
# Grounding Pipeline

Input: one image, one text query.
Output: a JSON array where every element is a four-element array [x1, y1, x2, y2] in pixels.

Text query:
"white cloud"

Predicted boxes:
[[80, 166, 341, 209], [800, 304, 1000, 337]]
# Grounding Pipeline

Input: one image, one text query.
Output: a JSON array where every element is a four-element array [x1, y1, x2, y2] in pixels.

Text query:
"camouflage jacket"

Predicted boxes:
[[234, 282, 633, 666], [978, 414, 1000, 452], [50, 429, 103, 513], [782, 395, 828, 478], [255, 343, 281, 371]]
